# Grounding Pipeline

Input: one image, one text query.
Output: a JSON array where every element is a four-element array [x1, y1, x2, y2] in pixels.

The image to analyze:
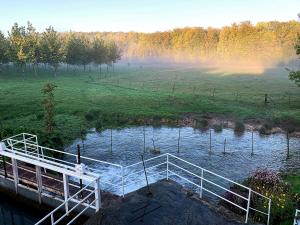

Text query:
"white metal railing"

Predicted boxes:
[[3, 133, 123, 187], [168, 154, 272, 224], [0, 133, 272, 225], [35, 179, 98, 225], [295, 209, 300, 225]]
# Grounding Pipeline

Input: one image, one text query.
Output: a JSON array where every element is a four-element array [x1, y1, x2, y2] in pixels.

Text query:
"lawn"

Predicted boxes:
[[0, 64, 299, 145]]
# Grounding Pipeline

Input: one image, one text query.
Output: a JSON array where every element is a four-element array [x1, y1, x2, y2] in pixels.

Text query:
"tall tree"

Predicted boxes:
[[0, 31, 10, 72], [64, 34, 91, 71], [40, 26, 63, 76], [106, 41, 121, 72], [8, 23, 27, 74], [289, 35, 300, 86], [91, 37, 106, 75], [25, 22, 40, 75], [41, 83, 57, 134], [80, 36, 92, 71]]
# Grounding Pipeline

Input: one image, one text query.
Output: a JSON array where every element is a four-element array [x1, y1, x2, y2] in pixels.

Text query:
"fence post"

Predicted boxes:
[[23, 133, 27, 154], [36, 166, 43, 204], [2, 156, 7, 178], [143, 126, 146, 153], [251, 131, 254, 155], [167, 154, 169, 180], [12, 158, 18, 194], [110, 128, 113, 153], [177, 128, 181, 153], [287, 132, 290, 157], [245, 189, 251, 223], [63, 173, 69, 214], [209, 129, 212, 152], [95, 177, 101, 212], [200, 168, 203, 198], [122, 166, 125, 197]]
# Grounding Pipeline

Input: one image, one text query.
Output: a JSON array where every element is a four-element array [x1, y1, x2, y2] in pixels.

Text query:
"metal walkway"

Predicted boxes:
[[0, 133, 271, 225]]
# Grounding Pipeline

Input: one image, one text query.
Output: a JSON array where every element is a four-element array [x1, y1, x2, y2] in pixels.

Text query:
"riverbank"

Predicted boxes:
[[0, 66, 299, 148]]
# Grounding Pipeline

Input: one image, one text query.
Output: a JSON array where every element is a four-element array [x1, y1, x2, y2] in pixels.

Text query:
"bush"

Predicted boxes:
[[259, 123, 273, 135], [234, 121, 245, 133], [85, 110, 99, 121], [221, 169, 297, 224], [0, 127, 14, 140], [95, 120, 103, 132], [195, 118, 209, 129], [213, 124, 223, 132]]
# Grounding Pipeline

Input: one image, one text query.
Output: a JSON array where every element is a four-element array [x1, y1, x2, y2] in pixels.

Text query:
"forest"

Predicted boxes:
[[93, 21, 300, 68]]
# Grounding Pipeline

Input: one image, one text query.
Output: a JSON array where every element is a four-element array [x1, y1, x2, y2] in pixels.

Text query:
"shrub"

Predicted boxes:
[[85, 110, 99, 121], [221, 169, 297, 224], [234, 121, 245, 133], [95, 120, 103, 132], [213, 124, 223, 132], [259, 123, 273, 135], [0, 127, 14, 139], [195, 118, 209, 129]]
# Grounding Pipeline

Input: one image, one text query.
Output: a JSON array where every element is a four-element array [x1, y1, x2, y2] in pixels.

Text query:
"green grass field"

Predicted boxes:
[[0, 64, 300, 144]]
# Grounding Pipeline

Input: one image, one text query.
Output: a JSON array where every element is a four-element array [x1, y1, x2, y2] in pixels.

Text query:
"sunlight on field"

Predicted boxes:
[[205, 64, 266, 75]]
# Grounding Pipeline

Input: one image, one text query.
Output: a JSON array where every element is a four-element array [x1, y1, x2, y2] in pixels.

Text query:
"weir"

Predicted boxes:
[[0, 133, 271, 225]]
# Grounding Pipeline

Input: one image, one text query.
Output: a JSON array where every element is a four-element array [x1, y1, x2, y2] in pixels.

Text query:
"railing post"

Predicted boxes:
[[51, 213, 54, 225], [245, 189, 251, 223], [63, 173, 69, 214], [267, 198, 271, 225], [166, 154, 169, 180], [36, 166, 43, 204], [1, 155, 7, 178], [122, 166, 125, 197], [200, 168, 203, 198], [23, 133, 27, 154], [95, 177, 101, 212], [12, 158, 19, 194]]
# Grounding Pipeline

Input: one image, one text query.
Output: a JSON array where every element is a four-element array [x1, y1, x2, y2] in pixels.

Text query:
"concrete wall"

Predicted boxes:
[[0, 176, 95, 218]]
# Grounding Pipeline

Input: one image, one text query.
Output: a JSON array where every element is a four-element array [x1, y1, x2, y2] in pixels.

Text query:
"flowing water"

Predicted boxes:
[[1, 126, 299, 224], [65, 126, 300, 194]]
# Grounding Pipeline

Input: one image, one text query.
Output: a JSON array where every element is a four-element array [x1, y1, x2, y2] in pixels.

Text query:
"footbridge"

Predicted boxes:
[[0, 133, 271, 225]]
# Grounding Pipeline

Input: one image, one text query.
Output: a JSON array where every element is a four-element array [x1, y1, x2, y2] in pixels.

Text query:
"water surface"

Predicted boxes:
[[65, 126, 300, 194]]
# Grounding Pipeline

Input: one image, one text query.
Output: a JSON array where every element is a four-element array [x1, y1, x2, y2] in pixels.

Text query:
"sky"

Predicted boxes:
[[0, 0, 299, 33]]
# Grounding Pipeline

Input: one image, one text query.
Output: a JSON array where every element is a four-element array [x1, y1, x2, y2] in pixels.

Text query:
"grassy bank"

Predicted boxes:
[[0, 64, 299, 146], [284, 173, 300, 195]]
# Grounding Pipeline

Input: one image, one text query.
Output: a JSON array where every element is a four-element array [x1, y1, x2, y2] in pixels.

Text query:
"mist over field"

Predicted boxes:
[[84, 21, 300, 74]]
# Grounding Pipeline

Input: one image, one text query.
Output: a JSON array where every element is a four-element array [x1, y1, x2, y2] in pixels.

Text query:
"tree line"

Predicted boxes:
[[1, 21, 300, 75], [0, 22, 121, 75], [87, 21, 300, 67]]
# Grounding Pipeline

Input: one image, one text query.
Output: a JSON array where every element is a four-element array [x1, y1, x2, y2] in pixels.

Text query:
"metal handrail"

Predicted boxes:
[[295, 209, 300, 225], [1, 133, 271, 225], [4, 135, 123, 170], [35, 179, 97, 225]]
